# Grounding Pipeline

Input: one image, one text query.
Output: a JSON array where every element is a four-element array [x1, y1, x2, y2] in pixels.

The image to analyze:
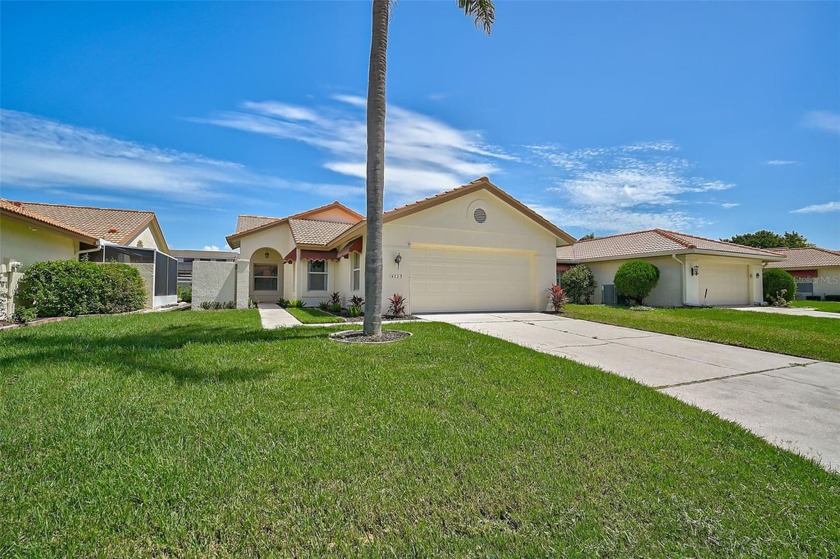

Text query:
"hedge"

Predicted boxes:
[[762, 269, 796, 304], [15, 260, 146, 318], [562, 265, 597, 304]]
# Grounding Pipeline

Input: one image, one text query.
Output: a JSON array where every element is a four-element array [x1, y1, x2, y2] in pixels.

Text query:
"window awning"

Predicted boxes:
[[789, 269, 818, 278], [336, 237, 363, 259], [283, 249, 338, 263], [556, 264, 573, 272]]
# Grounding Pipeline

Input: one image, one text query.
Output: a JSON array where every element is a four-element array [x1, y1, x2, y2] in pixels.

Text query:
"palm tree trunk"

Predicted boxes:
[[363, 0, 389, 337]]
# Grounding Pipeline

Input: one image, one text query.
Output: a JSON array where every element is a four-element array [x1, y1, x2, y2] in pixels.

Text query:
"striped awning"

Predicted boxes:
[[336, 237, 363, 259], [283, 249, 338, 263]]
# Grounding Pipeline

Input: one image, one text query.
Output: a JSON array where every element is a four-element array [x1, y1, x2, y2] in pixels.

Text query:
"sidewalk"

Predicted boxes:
[[256, 302, 301, 328]]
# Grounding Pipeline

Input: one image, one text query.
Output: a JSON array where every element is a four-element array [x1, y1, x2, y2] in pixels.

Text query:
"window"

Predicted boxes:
[[308, 260, 328, 291], [253, 263, 278, 291], [351, 252, 361, 291]]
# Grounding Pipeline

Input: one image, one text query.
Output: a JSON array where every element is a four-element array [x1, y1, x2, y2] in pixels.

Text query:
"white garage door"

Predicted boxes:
[[699, 264, 749, 306], [410, 247, 534, 313]]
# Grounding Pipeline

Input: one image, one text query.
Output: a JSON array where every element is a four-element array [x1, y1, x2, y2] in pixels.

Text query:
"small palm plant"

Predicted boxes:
[[387, 293, 407, 318]]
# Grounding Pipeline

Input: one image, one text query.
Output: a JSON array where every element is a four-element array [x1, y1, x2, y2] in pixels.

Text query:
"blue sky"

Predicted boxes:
[[1, 1, 838, 250]]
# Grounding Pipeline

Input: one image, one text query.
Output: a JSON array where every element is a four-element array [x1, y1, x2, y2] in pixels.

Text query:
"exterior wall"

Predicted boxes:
[[235, 259, 250, 308], [191, 261, 236, 309], [127, 225, 163, 251], [586, 256, 683, 307], [0, 216, 78, 268], [381, 190, 560, 314], [790, 267, 840, 299], [305, 207, 359, 223]]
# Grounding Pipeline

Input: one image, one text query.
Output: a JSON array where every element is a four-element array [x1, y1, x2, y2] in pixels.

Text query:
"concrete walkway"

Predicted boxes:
[[256, 302, 301, 328], [417, 312, 840, 472], [729, 305, 840, 319]]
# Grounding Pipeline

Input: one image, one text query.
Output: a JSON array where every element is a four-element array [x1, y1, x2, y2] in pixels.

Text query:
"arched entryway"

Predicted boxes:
[[249, 247, 283, 303]]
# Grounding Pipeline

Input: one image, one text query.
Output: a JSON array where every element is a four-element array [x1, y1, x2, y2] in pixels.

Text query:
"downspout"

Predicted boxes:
[[671, 254, 688, 306], [76, 239, 103, 261]]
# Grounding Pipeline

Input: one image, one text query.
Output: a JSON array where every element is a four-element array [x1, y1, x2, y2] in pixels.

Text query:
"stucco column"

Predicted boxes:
[[236, 258, 250, 309]]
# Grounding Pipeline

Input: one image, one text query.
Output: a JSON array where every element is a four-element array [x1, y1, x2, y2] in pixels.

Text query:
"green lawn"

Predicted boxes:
[[1, 311, 837, 557], [562, 305, 840, 363], [790, 300, 840, 313], [285, 306, 345, 324]]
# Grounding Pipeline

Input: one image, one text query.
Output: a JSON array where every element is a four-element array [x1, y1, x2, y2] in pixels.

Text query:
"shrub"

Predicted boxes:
[[805, 295, 822, 301], [288, 299, 306, 308], [15, 260, 146, 318], [347, 306, 362, 318], [328, 303, 342, 313], [318, 302, 329, 311], [199, 301, 235, 310], [767, 289, 789, 308], [277, 298, 290, 308], [387, 293, 406, 317], [825, 295, 840, 302], [349, 295, 364, 308], [12, 307, 37, 324], [178, 285, 192, 303], [547, 284, 569, 312], [762, 269, 796, 304], [328, 292, 342, 306], [614, 260, 660, 306], [562, 265, 597, 304]]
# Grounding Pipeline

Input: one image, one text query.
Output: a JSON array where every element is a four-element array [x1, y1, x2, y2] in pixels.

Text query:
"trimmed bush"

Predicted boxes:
[[614, 260, 660, 306], [562, 265, 597, 304], [825, 295, 840, 302], [762, 269, 796, 304], [15, 260, 146, 318], [805, 295, 822, 301], [178, 285, 192, 303]]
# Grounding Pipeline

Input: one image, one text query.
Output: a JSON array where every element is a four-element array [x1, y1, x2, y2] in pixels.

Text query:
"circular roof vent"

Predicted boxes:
[[473, 207, 487, 224]]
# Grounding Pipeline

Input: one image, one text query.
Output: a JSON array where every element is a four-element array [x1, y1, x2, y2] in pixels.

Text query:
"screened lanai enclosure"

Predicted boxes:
[[79, 244, 178, 308]]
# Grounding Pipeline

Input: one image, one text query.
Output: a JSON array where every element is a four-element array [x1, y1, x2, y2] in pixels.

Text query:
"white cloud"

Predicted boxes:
[[530, 203, 706, 233], [0, 109, 356, 202], [802, 111, 840, 135], [721, 203, 740, 209], [192, 96, 514, 201], [528, 141, 734, 233], [765, 160, 797, 166], [203, 245, 220, 251], [791, 201, 840, 214]]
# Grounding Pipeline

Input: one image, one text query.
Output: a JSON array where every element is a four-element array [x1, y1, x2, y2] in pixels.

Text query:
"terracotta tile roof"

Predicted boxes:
[[765, 247, 840, 269], [557, 229, 785, 262], [9, 201, 156, 244], [229, 201, 363, 241], [235, 215, 280, 234], [0, 199, 97, 243], [289, 218, 355, 246]]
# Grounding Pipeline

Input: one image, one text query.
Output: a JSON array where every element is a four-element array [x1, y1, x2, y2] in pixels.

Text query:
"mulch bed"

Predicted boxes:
[[329, 330, 412, 344]]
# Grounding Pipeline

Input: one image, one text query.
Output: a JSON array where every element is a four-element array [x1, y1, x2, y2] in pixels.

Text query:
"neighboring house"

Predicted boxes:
[[224, 177, 575, 313], [556, 229, 785, 307], [171, 249, 239, 286], [764, 247, 840, 299], [0, 199, 176, 311]]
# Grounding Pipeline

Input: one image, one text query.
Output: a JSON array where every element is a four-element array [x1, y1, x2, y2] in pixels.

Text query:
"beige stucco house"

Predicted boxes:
[[0, 199, 174, 314], [556, 230, 785, 307], [225, 177, 575, 314], [765, 247, 840, 299]]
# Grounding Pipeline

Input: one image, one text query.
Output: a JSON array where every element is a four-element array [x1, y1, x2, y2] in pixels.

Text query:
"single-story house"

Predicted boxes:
[[0, 199, 176, 313], [556, 229, 785, 307], [764, 247, 840, 299], [171, 249, 239, 286], [224, 177, 575, 314]]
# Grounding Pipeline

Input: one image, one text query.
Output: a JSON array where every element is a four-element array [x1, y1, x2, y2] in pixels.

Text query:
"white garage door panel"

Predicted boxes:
[[700, 264, 749, 305], [410, 248, 534, 312]]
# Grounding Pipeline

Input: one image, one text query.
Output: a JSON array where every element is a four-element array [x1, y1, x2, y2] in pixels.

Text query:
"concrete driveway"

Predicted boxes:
[[416, 312, 840, 472]]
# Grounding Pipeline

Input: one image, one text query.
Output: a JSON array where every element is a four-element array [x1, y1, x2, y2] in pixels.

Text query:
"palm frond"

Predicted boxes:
[[457, 0, 495, 35]]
